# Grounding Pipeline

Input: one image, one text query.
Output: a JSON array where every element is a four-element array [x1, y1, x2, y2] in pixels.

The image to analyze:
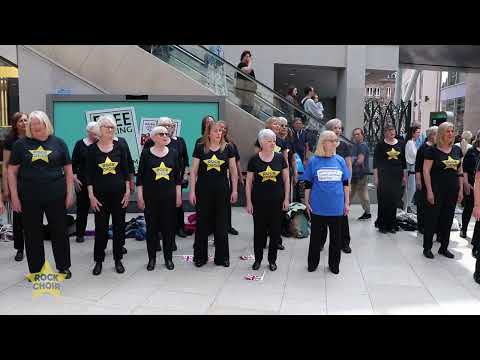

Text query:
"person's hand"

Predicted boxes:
[[427, 191, 435, 205], [11, 196, 21, 213], [458, 191, 464, 205], [246, 202, 253, 215], [129, 179, 135, 193], [305, 202, 312, 219], [473, 206, 480, 221], [464, 183, 472, 196], [176, 194, 182, 208], [137, 194, 145, 211], [416, 180, 422, 191], [0, 201, 5, 215], [73, 175, 82, 192], [230, 191, 238, 204], [402, 175, 407, 187], [89, 195, 102, 212], [65, 192, 74, 209], [283, 199, 289, 211], [121, 190, 131, 208], [2, 188, 10, 203], [344, 202, 350, 216], [189, 191, 196, 206]]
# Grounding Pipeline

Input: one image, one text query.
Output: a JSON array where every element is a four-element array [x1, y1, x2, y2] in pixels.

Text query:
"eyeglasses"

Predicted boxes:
[[280, 124, 287, 128], [157, 133, 169, 137]]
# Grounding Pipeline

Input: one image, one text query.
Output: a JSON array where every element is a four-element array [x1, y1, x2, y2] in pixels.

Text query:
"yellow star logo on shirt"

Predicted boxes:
[[258, 165, 280, 183], [25, 260, 66, 298], [274, 145, 281, 153], [98, 156, 118, 175], [386, 147, 400, 160], [442, 156, 460, 170], [29, 146, 52, 163], [203, 154, 225, 172], [152, 162, 172, 181]]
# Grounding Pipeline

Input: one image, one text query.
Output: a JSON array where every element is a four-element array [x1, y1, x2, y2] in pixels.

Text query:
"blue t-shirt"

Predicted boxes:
[[303, 155, 350, 216], [352, 142, 370, 179]]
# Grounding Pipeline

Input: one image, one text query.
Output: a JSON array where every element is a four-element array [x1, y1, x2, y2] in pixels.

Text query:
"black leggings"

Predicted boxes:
[[145, 196, 176, 261], [308, 214, 343, 270], [462, 192, 475, 233], [21, 197, 71, 273], [253, 200, 282, 264], [93, 191, 126, 262], [13, 210, 24, 252], [75, 180, 90, 238]]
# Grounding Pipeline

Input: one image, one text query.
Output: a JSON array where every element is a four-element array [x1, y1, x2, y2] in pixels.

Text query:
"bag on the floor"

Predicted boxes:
[[283, 202, 310, 238]]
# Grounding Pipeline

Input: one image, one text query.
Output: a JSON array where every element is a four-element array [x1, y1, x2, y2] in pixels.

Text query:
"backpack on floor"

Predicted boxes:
[[283, 202, 310, 239]]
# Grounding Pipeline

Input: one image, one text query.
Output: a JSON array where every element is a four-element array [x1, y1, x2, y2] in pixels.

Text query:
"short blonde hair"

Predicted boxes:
[[315, 130, 337, 157], [26, 111, 54, 138], [150, 126, 169, 138], [277, 117, 288, 125], [437, 122, 455, 147], [97, 114, 117, 130], [265, 117, 279, 130]]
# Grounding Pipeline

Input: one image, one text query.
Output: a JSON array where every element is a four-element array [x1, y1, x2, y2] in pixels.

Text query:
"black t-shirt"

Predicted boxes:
[[424, 145, 462, 192], [116, 137, 135, 175], [463, 146, 480, 186], [254, 137, 287, 155], [415, 141, 432, 188], [236, 62, 255, 81], [247, 153, 287, 203], [192, 143, 235, 190], [336, 140, 352, 159], [10, 136, 71, 202], [136, 147, 181, 198], [86, 141, 130, 195], [144, 137, 189, 171], [72, 139, 91, 180], [3, 134, 20, 151], [373, 140, 407, 171]]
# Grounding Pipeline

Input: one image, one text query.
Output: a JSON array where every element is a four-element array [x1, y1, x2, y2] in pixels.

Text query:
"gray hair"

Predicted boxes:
[[97, 114, 117, 130], [86, 121, 99, 133], [325, 118, 342, 131], [257, 129, 276, 144], [157, 117, 173, 126], [150, 126, 169, 137], [425, 126, 438, 140], [277, 117, 288, 125]]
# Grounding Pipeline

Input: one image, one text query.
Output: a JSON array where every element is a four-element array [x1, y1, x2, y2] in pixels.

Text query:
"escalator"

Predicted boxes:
[[139, 45, 341, 140]]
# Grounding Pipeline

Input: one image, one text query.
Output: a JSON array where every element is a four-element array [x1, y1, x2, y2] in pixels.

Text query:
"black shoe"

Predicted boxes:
[[308, 265, 317, 272], [277, 244, 285, 250], [252, 261, 261, 270], [379, 229, 388, 234], [92, 262, 102, 276], [177, 228, 187, 238], [342, 245, 352, 254], [330, 266, 339, 274], [172, 243, 177, 251], [388, 229, 397, 234], [122, 247, 128, 255], [76, 236, 85, 243], [418, 228, 424, 235], [423, 250, 434, 259], [14, 250, 23, 262], [358, 213, 372, 220], [460, 230, 467, 239], [269, 263, 277, 271], [472, 247, 479, 258], [147, 258, 156, 271], [438, 248, 454, 259], [59, 269, 72, 279], [194, 260, 206, 268], [393, 225, 400, 231], [223, 260, 230, 267], [165, 259, 174, 270], [115, 260, 125, 273], [228, 227, 239, 235], [474, 272, 480, 285]]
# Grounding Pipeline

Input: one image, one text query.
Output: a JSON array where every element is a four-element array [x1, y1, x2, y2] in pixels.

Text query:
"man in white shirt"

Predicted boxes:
[[301, 87, 324, 131]]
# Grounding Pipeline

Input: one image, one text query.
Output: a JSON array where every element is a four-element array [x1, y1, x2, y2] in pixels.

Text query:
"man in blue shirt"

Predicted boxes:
[[350, 128, 371, 220]]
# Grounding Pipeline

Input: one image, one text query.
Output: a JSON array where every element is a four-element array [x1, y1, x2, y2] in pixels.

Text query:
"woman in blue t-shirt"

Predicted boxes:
[[303, 130, 350, 274]]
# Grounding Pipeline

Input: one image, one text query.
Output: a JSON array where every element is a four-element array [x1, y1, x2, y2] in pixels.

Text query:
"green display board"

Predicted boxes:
[[47, 95, 225, 174]]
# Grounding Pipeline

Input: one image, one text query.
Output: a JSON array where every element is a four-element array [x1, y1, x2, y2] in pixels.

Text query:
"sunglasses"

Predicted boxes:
[[157, 133, 169, 137]]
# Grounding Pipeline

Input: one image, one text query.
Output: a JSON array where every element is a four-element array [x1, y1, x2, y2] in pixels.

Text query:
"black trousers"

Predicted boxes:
[[308, 214, 343, 270], [423, 188, 458, 251], [75, 181, 90, 238], [145, 196, 176, 261], [194, 185, 229, 264], [377, 169, 402, 231], [253, 199, 282, 264], [13, 210, 24, 252], [472, 221, 480, 248], [21, 197, 71, 273], [176, 205, 185, 231], [462, 192, 475, 233], [94, 191, 126, 262], [416, 188, 426, 231]]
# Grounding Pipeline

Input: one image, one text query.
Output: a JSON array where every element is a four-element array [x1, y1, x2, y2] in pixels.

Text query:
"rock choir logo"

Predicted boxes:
[[203, 154, 225, 172], [98, 156, 118, 175], [29, 146, 52, 163], [258, 166, 280, 183], [26, 260, 66, 298], [386, 147, 400, 160], [442, 156, 460, 170], [152, 162, 172, 181]]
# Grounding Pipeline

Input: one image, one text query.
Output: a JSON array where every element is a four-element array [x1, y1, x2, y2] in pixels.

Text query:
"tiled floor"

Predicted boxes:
[[0, 205, 479, 315]]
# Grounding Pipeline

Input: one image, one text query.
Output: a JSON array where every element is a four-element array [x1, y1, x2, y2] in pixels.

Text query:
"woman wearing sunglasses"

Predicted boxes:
[[137, 126, 182, 271]]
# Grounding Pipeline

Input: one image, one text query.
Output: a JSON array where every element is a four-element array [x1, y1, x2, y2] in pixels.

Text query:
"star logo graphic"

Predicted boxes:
[[26, 260, 66, 298], [29, 146, 52, 163], [442, 156, 460, 170], [98, 156, 118, 175], [203, 154, 225, 172], [386, 147, 400, 160], [152, 162, 172, 181], [274, 145, 282, 153], [258, 165, 280, 183]]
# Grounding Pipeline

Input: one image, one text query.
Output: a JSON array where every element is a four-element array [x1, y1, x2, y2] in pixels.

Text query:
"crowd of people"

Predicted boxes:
[[1, 110, 480, 286]]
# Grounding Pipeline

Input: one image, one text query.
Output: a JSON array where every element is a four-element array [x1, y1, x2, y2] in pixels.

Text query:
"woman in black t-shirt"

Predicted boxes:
[[423, 122, 463, 259], [86, 115, 130, 276], [71, 121, 98, 243], [137, 126, 182, 271], [8, 111, 72, 278], [246, 129, 289, 271], [472, 158, 480, 285], [3, 112, 26, 261], [373, 125, 407, 234], [189, 121, 238, 267]]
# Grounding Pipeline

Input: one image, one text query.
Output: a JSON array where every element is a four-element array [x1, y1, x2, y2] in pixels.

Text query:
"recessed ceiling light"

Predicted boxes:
[[289, 73, 295, 76]]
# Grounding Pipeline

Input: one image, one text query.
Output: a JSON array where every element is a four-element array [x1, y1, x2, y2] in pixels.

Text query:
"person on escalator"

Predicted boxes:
[[301, 87, 323, 131], [206, 45, 228, 96], [235, 50, 257, 114]]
